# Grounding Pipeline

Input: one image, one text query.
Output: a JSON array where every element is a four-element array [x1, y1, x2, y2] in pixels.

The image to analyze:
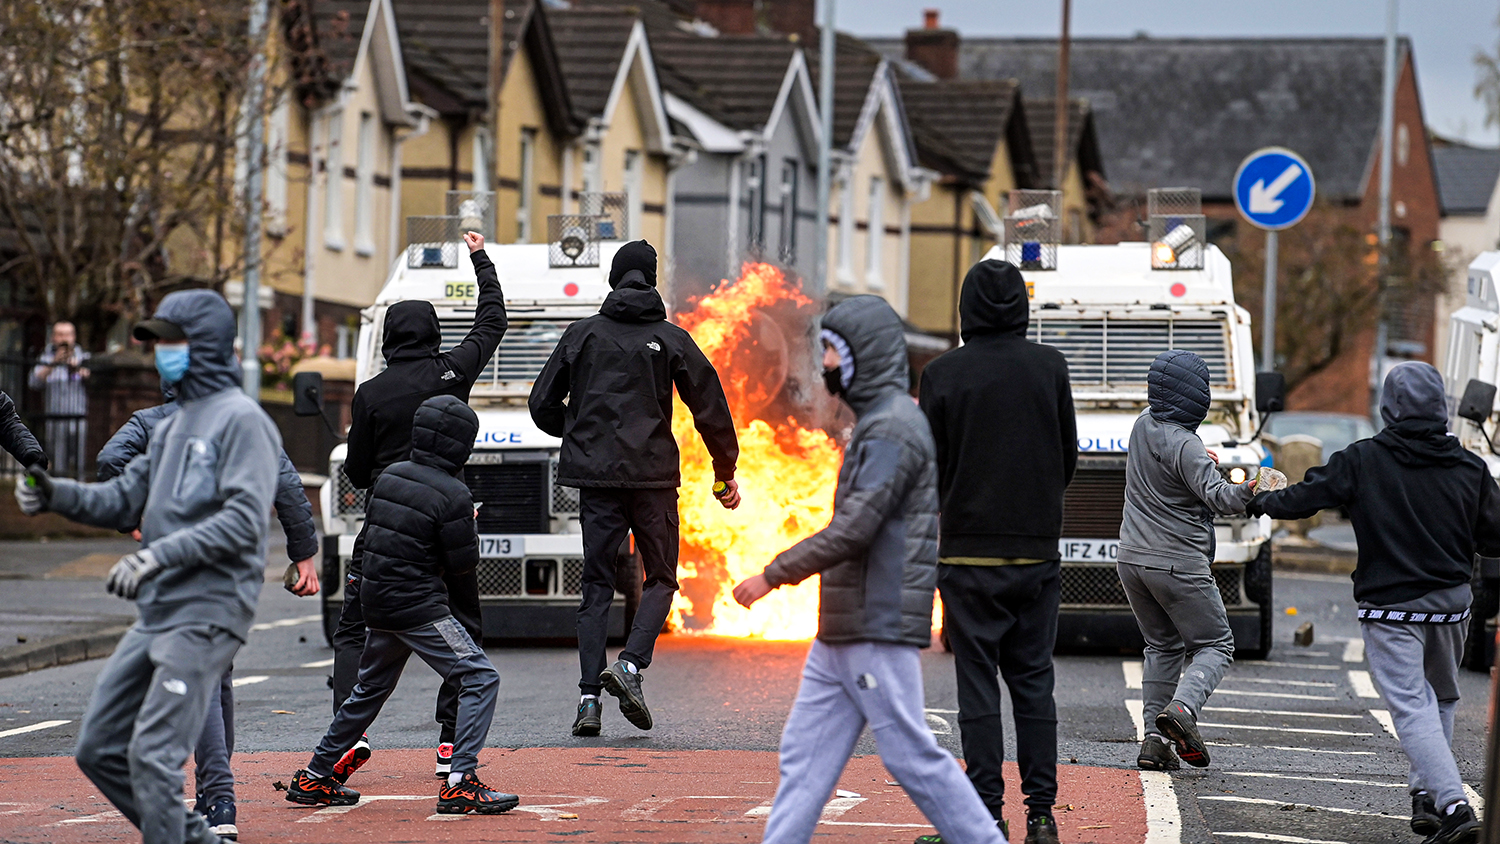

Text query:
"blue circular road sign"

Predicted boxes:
[[1233, 147, 1316, 231]]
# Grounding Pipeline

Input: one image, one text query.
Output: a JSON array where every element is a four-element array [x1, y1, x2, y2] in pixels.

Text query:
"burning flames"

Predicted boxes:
[[669, 264, 844, 639]]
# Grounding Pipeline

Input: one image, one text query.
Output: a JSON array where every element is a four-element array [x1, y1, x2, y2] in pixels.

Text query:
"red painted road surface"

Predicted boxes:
[[0, 749, 1146, 843]]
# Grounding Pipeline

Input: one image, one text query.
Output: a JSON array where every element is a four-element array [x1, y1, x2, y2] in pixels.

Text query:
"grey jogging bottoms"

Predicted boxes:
[[1362, 620, 1467, 808], [1117, 562, 1235, 720]]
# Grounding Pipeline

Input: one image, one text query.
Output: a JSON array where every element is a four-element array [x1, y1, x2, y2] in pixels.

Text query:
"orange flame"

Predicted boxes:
[[670, 264, 843, 639]]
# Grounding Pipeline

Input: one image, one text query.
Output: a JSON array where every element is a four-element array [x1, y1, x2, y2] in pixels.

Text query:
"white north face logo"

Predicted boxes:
[[647, 341, 661, 351], [441, 370, 458, 381]]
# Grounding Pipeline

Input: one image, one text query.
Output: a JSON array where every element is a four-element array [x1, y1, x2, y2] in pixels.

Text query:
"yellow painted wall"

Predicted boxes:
[[400, 119, 457, 224], [495, 48, 566, 243], [827, 104, 910, 316]]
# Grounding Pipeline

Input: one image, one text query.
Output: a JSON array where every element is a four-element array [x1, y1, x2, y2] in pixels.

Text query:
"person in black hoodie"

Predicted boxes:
[[916, 259, 1075, 844], [333, 231, 506, 781], [1248, 362, 1500, 844], [287, 395, 518, 817], [529, 239, 741, 737], [0, 390, 45, 470]]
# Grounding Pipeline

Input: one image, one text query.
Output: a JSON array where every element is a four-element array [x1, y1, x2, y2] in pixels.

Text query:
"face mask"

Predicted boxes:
[[822, 366, 845, 398], [155, 344, 190, 384]]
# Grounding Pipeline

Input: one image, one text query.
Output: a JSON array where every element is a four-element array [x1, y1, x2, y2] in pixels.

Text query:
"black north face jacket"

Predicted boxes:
[[360, 395, 482, 632], [528, 277, 738, 488]]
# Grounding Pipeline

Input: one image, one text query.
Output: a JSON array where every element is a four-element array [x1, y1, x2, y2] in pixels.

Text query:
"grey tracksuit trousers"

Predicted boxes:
[[75, 624, 242, 844], [761, 641, 1006, 844], [193, 670, 234, 807], [310, 616, 499, 778], [1362, 620, 1467, 808], [1117, 562, 1235, 719]]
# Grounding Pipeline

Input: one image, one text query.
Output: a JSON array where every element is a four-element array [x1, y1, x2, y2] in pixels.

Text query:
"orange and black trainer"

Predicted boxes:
[[436, 772, 520, 815], [331, 735, 371, 784], [1155, 701, 1209, 768], [285, 769, 361, 806]]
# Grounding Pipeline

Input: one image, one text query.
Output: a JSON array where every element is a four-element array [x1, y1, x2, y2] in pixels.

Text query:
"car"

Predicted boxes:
[[1263, 411, 1376, 466]]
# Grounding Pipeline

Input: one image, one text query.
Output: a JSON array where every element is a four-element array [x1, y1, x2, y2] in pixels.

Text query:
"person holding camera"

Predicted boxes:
[[29, 321, 90, 478]]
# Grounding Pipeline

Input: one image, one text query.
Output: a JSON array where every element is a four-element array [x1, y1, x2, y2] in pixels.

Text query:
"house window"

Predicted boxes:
[[836, 170, 855, 283], [353, 111, 376, 256], [1397, 123, 1410, 167], [623, 149, 643, 240], [323, 108, 344, 251], [266, 93, 289, 236], [746, 154, 767, 252], [472, 127, 491, 193], [517, 128, 537, 242], [778, 159, 799, 265], [865, 175, 885, 288], [582, 142, 601, 195]]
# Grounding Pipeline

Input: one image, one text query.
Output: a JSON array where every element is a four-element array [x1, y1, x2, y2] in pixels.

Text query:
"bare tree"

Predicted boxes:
[[1475, 13, 1500, 143]]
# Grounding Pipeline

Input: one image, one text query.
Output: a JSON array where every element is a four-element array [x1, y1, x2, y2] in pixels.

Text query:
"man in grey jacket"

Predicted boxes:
[[732, 295, 1003, 844], [14, 290, 281, 844]]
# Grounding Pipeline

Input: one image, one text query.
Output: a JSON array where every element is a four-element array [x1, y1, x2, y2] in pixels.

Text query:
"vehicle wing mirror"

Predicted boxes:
[[293, 371, 324, 417], [1458, 379, 1497, 425], [1255, 372, 1286, 415]]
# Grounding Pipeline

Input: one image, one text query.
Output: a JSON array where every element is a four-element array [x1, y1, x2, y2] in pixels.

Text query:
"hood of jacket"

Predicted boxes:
[[409, 394, 478, 475], [382, 300, 442, 363], [1147, 349, 1211, 431], [150, 290, 241, 401], [159, 378, 177, 403], [821, 295, 909, 415], [1375, 361, 1466, 466], [959, 260, 1029, 341], [609, 240, 658, 288], [600, 279, 667, 324]]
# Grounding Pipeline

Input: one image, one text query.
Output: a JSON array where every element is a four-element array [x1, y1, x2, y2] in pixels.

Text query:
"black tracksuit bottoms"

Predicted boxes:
[[576, 487, 679, 695], [937, 561, 1060, 817]]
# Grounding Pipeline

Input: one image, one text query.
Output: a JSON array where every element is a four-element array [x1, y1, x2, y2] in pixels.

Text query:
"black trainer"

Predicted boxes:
[[913, 819, 1008, 844], [600, 659, 653, 730], [1025, 812, 1058, 844], [1155, 701, 1209, 768], [1423, 801, 1480, 844], [437, 772, 520, 815], [203, 800, 237, 840], [573, 697, 602, 736], [285, 769, 360, 806], [1411, 791, 1441, 836], [1137, 733, 1181, 771]]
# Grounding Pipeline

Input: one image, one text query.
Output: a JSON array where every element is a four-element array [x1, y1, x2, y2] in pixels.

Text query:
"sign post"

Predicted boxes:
[[1233, 147, 1315, 373]]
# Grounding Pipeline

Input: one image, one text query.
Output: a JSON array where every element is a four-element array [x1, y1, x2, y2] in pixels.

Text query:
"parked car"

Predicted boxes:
[[1263, 412, 1376, 466]]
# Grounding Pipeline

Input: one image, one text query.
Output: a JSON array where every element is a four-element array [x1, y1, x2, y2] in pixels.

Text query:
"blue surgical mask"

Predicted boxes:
[[154, 344, 190, 384]]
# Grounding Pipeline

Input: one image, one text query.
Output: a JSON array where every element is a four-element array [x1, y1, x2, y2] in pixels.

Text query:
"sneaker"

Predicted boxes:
[[436, 772, 520, 815], [435, 743, 454, 778], [1137, 733, 1181, 771], [1423, 801, 1480, 844], [573, 697, 602, 737], [1411, 791, 1442, 836], [331, 734, 371, 784], [1025, 812, 1058, 844], [285, 769, 360, 806], [203, 800, 237, 840], [913, 819, 1008, 844], [1155, 701, 1209, 768], [599, 660, 652, 730]]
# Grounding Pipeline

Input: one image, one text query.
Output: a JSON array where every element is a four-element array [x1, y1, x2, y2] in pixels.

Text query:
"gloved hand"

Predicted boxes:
[[1246, 491, 1270, 519], [106, 548, 163, 600], [14, 464, 53, 516]]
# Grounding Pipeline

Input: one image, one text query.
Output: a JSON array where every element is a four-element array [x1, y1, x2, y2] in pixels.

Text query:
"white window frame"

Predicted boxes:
[[265, 93, 290, 236], [623, 149, 643, 240], [836, 169, 855, 284], [472, 127, 491, 193], [582, 141, 602, 195], [353, 111, 376, 256], [778, 159, 798, 264], [517, 128, 537, 242], [865, 175, 885, 288], [323, 108, 345, 251]]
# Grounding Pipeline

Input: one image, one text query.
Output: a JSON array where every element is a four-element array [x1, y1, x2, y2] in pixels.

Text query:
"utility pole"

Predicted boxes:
[[1052, 0, 1072, 190], [1371, 0, 1397, 419], [240, 0, 270, 396], [1261, 230, 1278, 372], [488, 0, 505, 196], [812, 0, 835, 302]]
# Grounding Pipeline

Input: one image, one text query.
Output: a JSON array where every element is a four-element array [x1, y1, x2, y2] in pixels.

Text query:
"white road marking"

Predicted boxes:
[[1465, 784, 1485, 815], [1250, 661, 1341, 670], [1199, 795, 1408, 820], [1348, 670, 1380, 699], [1225, 771, 1404, 788], [1342, 638, 1365, 663], [1285, 651, 1332, 657], [250, 614, 322, 632], [1228, 678, 1336, 688], [923, 708, 958, 714], [1123, 660, 1143, 690], [49, 809, 125, 826], [1204, 742, 1374, 756], [924, 712, 951, 734], [1126, 698, 1146, 741], [1141, 771, 1181, 844], [1370, 709, 1398, 739], [509, 795, 609, 822], [1203, 706, 1361, 720], [1197, 722, 1372, 736], [296, 795, 431, 822], [0, 720, 69, 739], [1214, 689, 1338, 701], [1217, 833, 1347, 844], [301, 658, 335, 668], [230, 675, 268, 688]]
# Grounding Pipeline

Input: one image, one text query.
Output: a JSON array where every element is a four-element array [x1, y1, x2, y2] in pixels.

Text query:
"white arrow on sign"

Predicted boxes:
[[1248, 163, 1303, 214]]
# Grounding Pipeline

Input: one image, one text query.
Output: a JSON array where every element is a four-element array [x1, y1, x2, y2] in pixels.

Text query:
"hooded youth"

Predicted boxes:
[[1250, 362, 1500, 607], [919, 260, 1077, 559], [44, 290, 282, 641]]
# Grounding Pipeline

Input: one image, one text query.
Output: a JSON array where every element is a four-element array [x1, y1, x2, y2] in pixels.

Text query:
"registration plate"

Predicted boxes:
[[1058, 538, 1119, 563], [478, 535, 524, 558]]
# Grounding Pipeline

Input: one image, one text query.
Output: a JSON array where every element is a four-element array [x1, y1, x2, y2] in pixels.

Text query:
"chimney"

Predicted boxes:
[[695, 0, 756, 35], [904, 8, 959, 80], [762, 0, 816, 41]]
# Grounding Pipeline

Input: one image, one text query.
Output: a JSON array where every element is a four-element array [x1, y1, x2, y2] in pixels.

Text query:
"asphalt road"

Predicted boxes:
[[0, 567, 1489, 844]]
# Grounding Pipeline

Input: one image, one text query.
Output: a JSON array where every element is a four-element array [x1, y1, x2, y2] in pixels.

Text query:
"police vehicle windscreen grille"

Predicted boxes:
[[1060, 468, 1126, 538], [464, 463, 549, 533], [1034, 318, 1231, 387], [435, 318, 572, 387]]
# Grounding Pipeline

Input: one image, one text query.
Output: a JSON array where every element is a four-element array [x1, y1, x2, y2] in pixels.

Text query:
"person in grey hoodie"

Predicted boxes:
[[1119, 350, 1261, 772], [14, 290, 281, 844], [732, 295, 1004, 844]]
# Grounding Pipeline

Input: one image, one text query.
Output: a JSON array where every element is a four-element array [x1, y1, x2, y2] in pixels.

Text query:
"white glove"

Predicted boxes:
[[106, 549, 163, 600], [13, 475, 43, 516]]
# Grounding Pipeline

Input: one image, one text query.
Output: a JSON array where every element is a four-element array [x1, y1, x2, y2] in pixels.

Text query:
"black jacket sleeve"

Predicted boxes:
[[343, 390, 375, 489], [1475, 473, 1500, 558], [1248, 447, 1358, 520], [918, 369, 948, 487], [528, 334, 572, 438], [672, 336, 738, 483], [438, 489, 480, 576], [97, 409, 153, 481], [446, 249, 508, 386], [273, 450, 319, 563], [1058, 363, 1078, 487], [0, 391, 44, 469]]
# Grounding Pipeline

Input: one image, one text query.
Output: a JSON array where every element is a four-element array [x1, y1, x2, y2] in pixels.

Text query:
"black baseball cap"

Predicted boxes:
[[132, 318, 187, 342]]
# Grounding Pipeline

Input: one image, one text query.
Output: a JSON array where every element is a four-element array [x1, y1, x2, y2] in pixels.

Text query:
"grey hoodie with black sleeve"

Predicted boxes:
[[1117, 350, 1254, 572], [44, 291, 281, 642], [761, 295, 940, 648]]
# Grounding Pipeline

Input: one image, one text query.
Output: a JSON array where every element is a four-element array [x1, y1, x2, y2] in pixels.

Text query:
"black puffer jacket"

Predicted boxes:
[[528, 242, 738, 488], [0, 390, 44, 469], [763, 295, 940, 648], [360, 395, 482, 631], [344, 249, 506, 489]]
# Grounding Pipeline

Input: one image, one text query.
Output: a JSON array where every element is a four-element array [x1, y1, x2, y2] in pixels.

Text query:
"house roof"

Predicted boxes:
[[1433, 144, 1500, 216], [898, 77, 1031, 184], [283, 0, 372, 100], [1024, 97, 1102, 188], [867, 36, 1408, 201], [803, 31, 893, 150], [547, 5, 642, 123]]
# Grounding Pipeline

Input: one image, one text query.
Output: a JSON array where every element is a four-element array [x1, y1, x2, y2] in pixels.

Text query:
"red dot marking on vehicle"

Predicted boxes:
[[1170, 282, 1187, 297], [564, 282, 579, 297]]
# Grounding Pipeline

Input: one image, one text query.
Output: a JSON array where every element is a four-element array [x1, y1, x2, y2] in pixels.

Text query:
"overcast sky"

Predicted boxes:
[[854, 0, 1500, 147]]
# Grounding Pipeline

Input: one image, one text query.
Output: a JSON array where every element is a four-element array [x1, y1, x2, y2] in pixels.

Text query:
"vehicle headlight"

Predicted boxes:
[[1221, 464, 1256, 485]]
